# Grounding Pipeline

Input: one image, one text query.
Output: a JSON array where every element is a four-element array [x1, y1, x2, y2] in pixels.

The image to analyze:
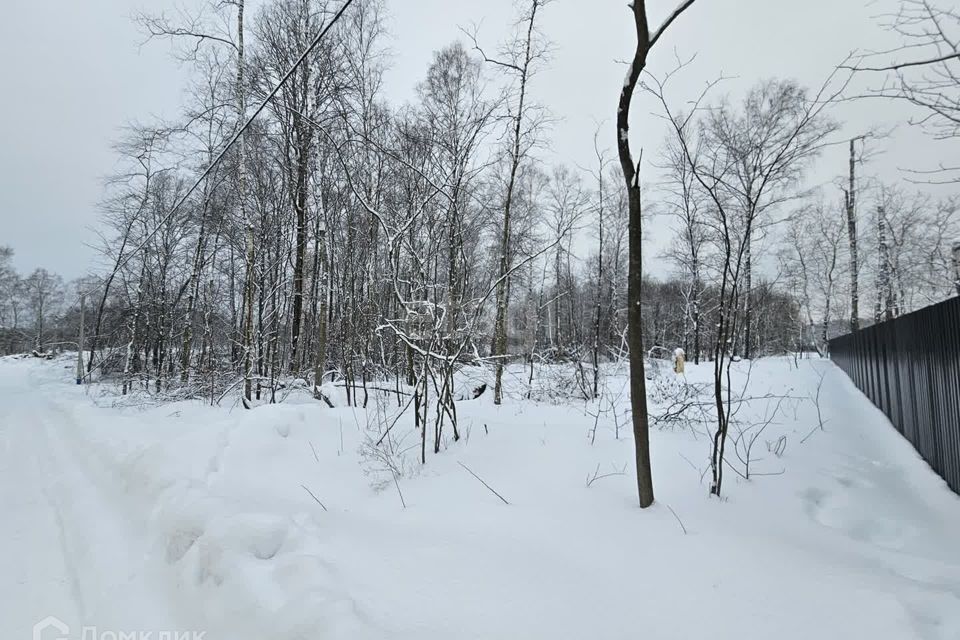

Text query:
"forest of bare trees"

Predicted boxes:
[[1, 0, 958, 502]]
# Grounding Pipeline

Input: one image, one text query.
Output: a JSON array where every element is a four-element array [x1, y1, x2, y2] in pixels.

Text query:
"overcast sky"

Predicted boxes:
[[1, 0, 954, 280]]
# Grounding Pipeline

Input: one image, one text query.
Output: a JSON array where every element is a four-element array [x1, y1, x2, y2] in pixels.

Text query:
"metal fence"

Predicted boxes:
[[829, 295, 960, 495]]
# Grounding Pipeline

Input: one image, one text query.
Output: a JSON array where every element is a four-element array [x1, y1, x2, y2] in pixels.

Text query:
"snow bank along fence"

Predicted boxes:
[[829, 295, 960, 495]]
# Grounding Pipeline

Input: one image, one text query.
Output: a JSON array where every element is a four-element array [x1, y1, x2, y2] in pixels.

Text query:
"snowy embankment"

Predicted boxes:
[[3, 355, 960, 640]]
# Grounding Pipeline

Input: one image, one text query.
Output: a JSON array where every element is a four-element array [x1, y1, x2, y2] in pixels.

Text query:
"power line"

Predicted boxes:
[[110, 0, 356, 280]]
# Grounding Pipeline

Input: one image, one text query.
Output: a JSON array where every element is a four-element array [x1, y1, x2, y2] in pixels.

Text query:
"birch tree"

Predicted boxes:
[[469, 0, 551, 405]]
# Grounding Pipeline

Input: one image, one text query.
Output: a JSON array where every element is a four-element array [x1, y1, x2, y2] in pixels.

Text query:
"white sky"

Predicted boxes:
[[1, 0, 955, 279]]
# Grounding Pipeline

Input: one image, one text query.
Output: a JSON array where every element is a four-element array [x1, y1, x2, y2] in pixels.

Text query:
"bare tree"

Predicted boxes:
[[842, 138, 861, 332], [0, 248, 15, 323], [469, 0, 551, 405], [137, 0, 257, 403], [178, 52, 233, 384], [869, 186, 958, 315], [589, 129, 613, 395], [953, 239, 960, 294], [847, 1, 960, 182], [417, 41, 497, 360], [232, 0, 257, 406], [701, 80, 841, 358], [648, 67, 842, 497], [876, 204, 895, 321], [0, 247, 23, 352], [788, 201, 846, 352], [23, 269, 64, 352], [544, 164, 588, 357], [660, 135, 708, 363], [617, 0, 699, 507]]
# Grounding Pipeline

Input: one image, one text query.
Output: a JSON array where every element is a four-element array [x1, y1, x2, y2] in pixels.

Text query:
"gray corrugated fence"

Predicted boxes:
[[829, 296, 960, 494]]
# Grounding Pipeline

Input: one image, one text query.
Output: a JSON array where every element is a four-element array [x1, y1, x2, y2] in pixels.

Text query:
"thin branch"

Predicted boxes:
[[301, 484, 328, 511], [648, 0, 700, 51], [662, 502, 688, 535], [458, 461, 510, 505]]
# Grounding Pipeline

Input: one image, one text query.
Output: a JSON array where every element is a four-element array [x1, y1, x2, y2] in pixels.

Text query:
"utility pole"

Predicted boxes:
[[76, 294, 85, 385]]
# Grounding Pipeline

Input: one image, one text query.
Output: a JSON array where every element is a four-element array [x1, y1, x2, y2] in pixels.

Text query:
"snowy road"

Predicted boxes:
[[0, 360, 182, 640], [1, 361, 85, 637]]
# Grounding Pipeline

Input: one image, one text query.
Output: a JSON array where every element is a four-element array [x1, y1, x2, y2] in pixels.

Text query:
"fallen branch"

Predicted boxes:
[[585, 462, 628, 487], [458, 461, 510, 505], [391, 470, 407, 509], [300, 484, 328, 511], [663, 502, 688, 535], [313, 386, 334, 408], [333, 382, 411, 397]]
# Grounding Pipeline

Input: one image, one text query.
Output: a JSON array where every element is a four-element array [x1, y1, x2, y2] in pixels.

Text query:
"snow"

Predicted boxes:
[[3, 354, 960, 639]]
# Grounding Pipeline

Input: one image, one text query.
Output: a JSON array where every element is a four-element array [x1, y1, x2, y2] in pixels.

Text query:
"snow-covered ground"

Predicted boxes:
[[3, 354, 960, 640]]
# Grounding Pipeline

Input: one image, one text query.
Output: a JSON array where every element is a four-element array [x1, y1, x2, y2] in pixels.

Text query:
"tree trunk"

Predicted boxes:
[[877, 206, 893, 322], [617, 2, 656, 508], [289, 79, 313, 372], [952, 242, 960, 296], [236, 0, 255, 406], [181, 189, 210, 382], [314, 227, 329, 396], [743, 238, 752, 358], [845, 138, 859, 332], [492, 1, 542, 405], [592, 168, 604, 398], [123, 259, 148, 395], [692, 277, 701, 365]]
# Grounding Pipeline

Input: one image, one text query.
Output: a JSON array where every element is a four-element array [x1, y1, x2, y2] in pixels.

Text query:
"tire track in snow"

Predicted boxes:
[[1, 360, 186, 638], [0, 360, 86, 637]]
